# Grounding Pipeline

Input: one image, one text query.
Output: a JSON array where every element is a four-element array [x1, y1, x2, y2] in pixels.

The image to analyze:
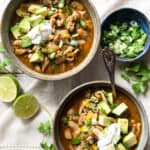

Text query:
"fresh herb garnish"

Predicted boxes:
[[71, 137, 81, 145], [38, 106, 55, 150], [89, 102, 96, 109], [58, 0, 65, 8], [80, 19, 87, 29], [41, 141, 55, 150], [84, 119, 92, 126], [65, 6, 72, 16], [103, 21, 147, 58], [38, 120, 52, 136], [132, 81, 148, 94], [121, 61, 150, 94], [84, 143, 90, 149], [0, 42, 11, 73], [62, 116, 68, 125]]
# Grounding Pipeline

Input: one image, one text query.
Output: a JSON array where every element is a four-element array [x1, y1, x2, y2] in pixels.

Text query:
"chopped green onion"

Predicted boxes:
[[72, 33, 79, 38], [42, 48, 54, 54], [62, 116, 68, 125], [59, 40, 63, 48], [58, 0, 65, 8], [90, 96, 98, 102], [89, 102, 96, 109], [65, 6, 72, 16], [40, 40, 46, 46], [103, 21, 147, 58], [84, 143, 90, 149], [50, 52, 56, 60], [64, 19, 68, 27], [84, 119, 92, 126], [80, 19, 87, 29], [70, 40, 79, 47]]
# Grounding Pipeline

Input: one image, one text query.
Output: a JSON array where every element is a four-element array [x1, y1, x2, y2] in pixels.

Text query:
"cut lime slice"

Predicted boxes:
[[13, 94, 40, 119], [0, 75, 19, 102]]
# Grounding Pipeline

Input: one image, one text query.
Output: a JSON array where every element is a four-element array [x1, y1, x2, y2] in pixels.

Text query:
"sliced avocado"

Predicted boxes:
[[98, 101, 111, 115], [112, 103, 128, 116], [21, 36, 32, 48], [29, 52, 44, 63], [106, 144, 115, 150], [35, 7, 48, 17], [123, 132, 137, 148], [107, 92, 113, 105], [118, 118, 128, 134], [42, 48, 55, 54], [116, 143, 127, 150], [98, 115, 115, 127], [28, 4, 42, 13], [114, 134, 121, 144], [30, 15, 43, 27], [10, 25, 21, 39], [19, 18, 31, 33]]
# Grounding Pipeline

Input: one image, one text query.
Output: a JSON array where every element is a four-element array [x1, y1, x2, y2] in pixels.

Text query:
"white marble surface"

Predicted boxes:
[[0, 0, 150, 149]]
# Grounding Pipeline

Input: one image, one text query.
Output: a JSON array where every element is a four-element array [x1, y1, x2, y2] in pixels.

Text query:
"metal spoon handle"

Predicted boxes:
[[102, 48, 117, 98]]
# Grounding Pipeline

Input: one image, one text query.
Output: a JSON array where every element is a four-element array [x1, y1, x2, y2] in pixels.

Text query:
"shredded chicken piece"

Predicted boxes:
[[64, 128, 72, 140], [66, 16, 76, 32], [13, 40, 21, 46], [34, 65, 41, 72], [42, 57, 49, 72], [15, 49, 28, 55], [77, 28, 88, 38], [50, 12, 65, 27]]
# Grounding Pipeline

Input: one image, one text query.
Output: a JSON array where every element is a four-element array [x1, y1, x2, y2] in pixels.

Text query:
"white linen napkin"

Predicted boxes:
[[0, 0, 150, 149]]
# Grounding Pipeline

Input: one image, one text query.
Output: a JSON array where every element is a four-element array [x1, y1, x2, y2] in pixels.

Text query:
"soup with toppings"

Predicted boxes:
[[60, 88, 142, 150], [10, 0, 94, 74]]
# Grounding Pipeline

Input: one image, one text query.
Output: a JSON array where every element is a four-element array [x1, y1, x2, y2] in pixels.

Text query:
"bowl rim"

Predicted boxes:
[[53, 80, 149, 150], [101, 7, 150, 62], [1, 0, 101, 80]]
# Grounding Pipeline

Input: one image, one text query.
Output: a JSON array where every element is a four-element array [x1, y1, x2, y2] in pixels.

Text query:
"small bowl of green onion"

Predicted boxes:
[[101, 8, 150, 62]]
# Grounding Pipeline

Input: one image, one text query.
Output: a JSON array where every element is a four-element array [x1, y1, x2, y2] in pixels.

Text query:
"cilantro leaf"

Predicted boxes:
[[132, 81, 148, 94], [0, 42, 11, 73], [121, 73, 131, 81], [121, 61, 150, 94], [123, 63, 140, 73], [0, 57, 11, 73], [40, 141, 55, 150], [136, 68, 150, 81], [71, 137, 81, 145], [38, 120, 52, 136], [38, 108, 55, 150]]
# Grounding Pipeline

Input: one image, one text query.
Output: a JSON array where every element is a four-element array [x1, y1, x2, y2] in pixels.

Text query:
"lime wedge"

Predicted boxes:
[[0, 75, 19, 102], [13, 94, 40, 119]]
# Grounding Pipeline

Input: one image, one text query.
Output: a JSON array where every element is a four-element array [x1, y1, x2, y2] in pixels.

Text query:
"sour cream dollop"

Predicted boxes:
[[27, 22, 52, 44], [97, 123, 121, 150]]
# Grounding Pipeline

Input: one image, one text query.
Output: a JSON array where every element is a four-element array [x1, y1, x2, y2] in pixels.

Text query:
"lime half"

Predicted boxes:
[[0, 75, 19, 102], [13, 94, 40, 119]]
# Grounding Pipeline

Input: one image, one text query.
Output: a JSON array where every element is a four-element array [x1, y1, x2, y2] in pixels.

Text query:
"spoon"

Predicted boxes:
[[102, 48, 117, 99]]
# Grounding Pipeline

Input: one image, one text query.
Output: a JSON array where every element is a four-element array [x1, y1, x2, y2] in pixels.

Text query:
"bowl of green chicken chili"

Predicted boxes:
[[1, 0, 100, 80], [101, 8, 150, 62]]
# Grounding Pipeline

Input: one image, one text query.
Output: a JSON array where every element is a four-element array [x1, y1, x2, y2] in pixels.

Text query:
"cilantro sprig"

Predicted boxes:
[[0, 42, 11, 72], [38, 106, 55, 150], [121, 61, 150, 94], [40, 141, 55, 150], [38, 120, 52, 136]]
